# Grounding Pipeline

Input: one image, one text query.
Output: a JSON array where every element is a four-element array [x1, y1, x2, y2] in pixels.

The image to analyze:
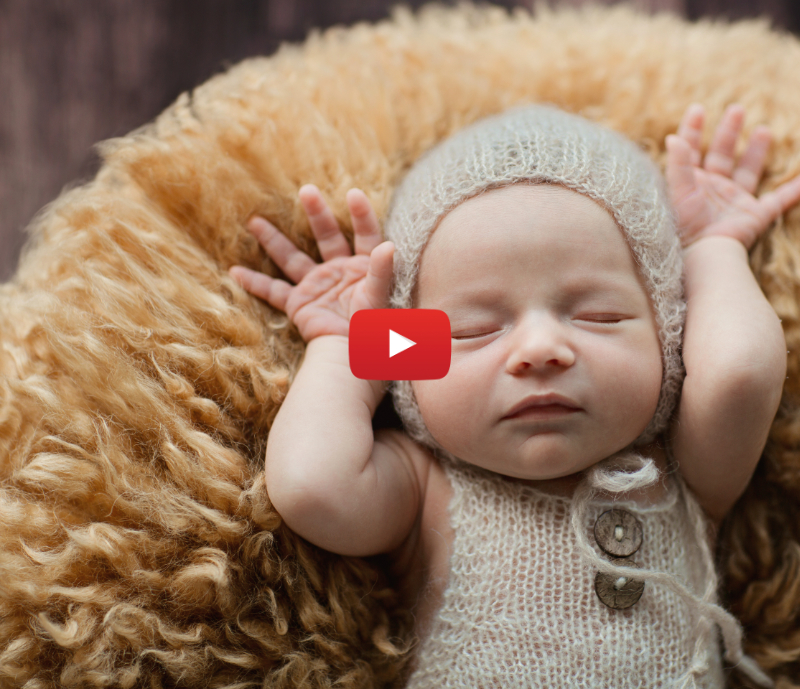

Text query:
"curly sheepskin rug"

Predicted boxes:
[[2, 3, 800, 687]]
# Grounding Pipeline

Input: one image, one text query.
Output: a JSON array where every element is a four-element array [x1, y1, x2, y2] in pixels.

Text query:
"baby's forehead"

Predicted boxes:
[[421, 186, 625, 259], [430, 182, 616, 238], [413, 252, 645, 315], [403, 184, 661, 316]]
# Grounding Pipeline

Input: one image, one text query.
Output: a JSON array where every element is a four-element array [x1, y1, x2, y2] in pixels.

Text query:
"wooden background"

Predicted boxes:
[[2, 0, 799, 282]]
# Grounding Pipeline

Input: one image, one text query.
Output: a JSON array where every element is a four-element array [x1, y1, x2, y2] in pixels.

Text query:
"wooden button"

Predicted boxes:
[[595, 558, 645, 610], [594, 509, 643, 557]]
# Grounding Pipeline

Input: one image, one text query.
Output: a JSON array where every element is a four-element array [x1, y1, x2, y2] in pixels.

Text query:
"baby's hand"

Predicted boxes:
[[666, 103, 800, 249], [229, 185, 394, 342]]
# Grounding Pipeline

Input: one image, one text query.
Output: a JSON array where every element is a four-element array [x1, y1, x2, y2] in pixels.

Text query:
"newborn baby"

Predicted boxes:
[[230, 104, 800, 687]]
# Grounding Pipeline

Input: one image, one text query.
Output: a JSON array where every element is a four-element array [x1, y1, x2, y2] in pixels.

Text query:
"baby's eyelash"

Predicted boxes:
[[452, 331, 493, 340], [452, 315, 628, 339], [577, 314, 624, 323]]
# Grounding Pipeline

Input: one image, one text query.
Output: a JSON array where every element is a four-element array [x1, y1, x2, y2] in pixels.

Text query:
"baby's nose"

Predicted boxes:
[[506, 315, 576, 373]]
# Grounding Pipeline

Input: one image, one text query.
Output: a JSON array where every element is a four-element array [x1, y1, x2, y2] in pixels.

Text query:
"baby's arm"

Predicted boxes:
[[230, 187, 426, 555], [267, 335, 423, 555], [665, 104, 800, 523], [675, 237, 784, 522]]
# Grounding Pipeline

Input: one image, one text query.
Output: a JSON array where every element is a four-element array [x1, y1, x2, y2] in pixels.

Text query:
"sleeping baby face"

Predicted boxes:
[[411, 184, 663, 480]]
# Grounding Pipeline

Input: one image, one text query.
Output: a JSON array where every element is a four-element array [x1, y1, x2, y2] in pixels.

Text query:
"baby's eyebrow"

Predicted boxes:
[[559, 274, 640, 296], [437, 287, 506, 310], [441, 275, 636, 310]]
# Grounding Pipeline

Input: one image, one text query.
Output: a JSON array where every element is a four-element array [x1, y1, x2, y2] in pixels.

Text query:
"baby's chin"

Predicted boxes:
[[429, 423, 644, 479]]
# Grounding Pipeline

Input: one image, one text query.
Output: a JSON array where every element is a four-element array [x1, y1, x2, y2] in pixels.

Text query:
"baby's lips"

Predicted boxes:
[[502, 393, 582, 420]]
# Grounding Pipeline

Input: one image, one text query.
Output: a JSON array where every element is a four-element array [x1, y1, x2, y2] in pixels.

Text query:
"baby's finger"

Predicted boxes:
[[360, 241, 394, 310], [247, 215, 317, 285], [677, 103, 704, 167], [758, 175, 800, 224], [665, 135, 698, 206], [229, 266, 291, 313], [704, 104, 744, 177], [299, 184, 352, 261], [347, 188, 384, 256], [732, 126, 771, 195]]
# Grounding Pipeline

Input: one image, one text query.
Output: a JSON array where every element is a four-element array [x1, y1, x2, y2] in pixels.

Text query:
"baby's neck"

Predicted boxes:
[[497, 441, 668, 502], [505, 471, 585, 498]]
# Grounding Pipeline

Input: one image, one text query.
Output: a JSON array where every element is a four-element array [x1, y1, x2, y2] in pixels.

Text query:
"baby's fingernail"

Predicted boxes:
[[247, 216, 269, 232]]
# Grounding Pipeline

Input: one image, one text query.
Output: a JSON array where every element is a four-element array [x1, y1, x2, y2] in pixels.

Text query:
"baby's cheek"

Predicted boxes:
[[603, 343, 662, 423], [640, 361, 664, 421], [632, 339, 664, 410], [413, 373, 482, 447], [413, 379, 457, 437]]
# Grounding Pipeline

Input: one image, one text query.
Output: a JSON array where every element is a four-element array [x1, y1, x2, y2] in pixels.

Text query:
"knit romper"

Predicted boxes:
[[403, 457, 727, 689]]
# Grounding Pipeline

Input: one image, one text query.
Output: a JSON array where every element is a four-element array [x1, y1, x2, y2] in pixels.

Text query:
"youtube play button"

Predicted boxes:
[[349, 309, 451, 380]]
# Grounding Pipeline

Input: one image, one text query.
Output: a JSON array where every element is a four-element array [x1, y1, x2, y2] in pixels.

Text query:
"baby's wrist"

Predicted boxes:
[[682, 234, 749, 260], [304, 334, 387, 409], [681, 235, 755, 297]]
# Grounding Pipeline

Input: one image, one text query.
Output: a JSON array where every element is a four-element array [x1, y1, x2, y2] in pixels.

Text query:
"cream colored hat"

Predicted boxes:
[[383, 104, 685, 452]]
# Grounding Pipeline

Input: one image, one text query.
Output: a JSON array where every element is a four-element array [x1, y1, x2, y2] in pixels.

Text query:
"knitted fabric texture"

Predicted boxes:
[[404, 453, 771, 688], [384, 104, 685, 450]]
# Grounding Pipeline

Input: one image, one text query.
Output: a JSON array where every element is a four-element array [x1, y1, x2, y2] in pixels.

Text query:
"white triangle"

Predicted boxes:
[[389, 329, 416, 358]]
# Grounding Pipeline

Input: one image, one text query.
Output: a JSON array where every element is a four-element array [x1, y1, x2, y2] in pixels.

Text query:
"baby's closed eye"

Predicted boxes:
[[574, 313, 627, 323], [451, 313, 629, 339], [452, 331, 495, 340]]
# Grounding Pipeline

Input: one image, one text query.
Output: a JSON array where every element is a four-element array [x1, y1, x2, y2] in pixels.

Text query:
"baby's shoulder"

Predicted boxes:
[[374, 428, 452, 511]]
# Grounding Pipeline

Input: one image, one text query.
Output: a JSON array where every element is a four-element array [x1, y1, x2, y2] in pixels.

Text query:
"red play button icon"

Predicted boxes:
[[349, 309, 451, 380]]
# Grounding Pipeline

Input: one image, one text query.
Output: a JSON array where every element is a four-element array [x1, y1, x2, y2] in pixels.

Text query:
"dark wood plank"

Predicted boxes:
[[687, 0, 798, 32], [1, 0, 796, 282]]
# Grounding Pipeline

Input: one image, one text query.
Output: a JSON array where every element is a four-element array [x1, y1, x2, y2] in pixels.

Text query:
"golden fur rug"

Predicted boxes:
[[2, 3, 800, 687]]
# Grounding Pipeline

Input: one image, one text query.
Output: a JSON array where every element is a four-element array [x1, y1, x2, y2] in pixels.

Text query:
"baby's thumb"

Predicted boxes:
[[362, 241, 395, 309]]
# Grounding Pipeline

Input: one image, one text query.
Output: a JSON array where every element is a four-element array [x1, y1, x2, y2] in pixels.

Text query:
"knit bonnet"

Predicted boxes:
[[383, 104, 685, 452]]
